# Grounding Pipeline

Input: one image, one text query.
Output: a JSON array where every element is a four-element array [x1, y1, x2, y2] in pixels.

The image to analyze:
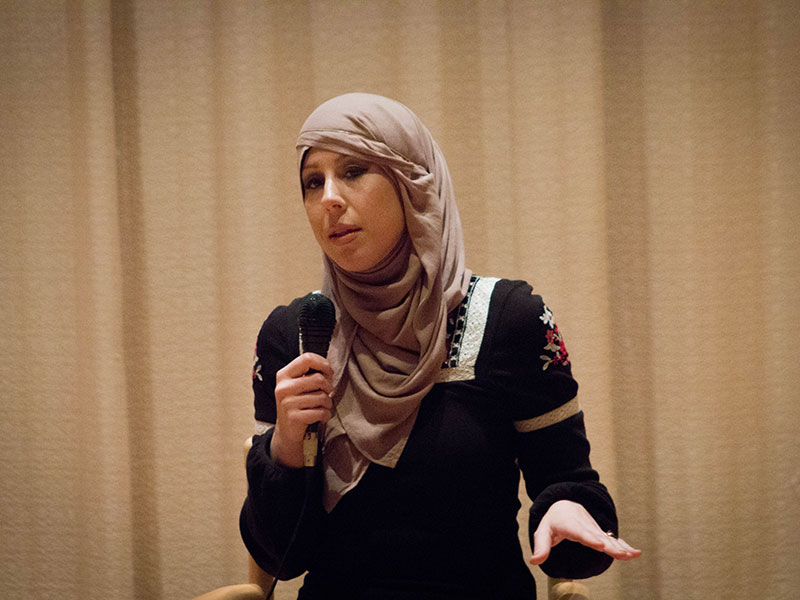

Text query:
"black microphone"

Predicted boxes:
[[297, 292, 336, 468]]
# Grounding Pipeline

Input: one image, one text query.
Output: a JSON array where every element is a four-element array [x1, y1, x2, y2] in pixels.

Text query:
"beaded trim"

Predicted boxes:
[[442, 275, 478, 369], [437, 276, 499, 383]]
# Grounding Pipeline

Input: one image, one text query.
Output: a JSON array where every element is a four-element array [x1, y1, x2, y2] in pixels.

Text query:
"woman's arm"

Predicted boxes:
[[517, 412, 633, 578], [483, 280, 638, 578]]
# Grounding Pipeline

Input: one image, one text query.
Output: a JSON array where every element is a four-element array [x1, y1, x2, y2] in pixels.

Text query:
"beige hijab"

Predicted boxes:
[[296, 93, 471, 511]]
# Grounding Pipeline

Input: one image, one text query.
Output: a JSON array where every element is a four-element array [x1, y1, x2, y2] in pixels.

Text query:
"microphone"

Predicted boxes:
[[297, 292, 336, 468]]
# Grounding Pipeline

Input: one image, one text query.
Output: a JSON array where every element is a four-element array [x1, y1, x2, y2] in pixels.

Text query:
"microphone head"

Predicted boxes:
[[298, 293, 336, 357]]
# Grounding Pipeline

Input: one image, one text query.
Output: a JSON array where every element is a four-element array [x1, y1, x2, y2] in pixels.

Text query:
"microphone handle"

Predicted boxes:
[[303, 423, 319, 468], [302, 366, 322, 468], [298, 300, 334, 468]]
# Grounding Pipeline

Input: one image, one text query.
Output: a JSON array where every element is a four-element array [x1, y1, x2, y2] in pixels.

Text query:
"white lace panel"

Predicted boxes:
[[254, 420, 275, 435], [437, 277, 499, 383]]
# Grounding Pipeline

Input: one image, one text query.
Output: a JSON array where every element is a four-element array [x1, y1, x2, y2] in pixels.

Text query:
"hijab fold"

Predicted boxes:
[[296, 93, 471, 511]]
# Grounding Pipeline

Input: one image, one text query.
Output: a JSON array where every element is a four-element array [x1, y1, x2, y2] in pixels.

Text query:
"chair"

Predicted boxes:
[[193, 439, 589, 600], [548, 578, 590, 600]]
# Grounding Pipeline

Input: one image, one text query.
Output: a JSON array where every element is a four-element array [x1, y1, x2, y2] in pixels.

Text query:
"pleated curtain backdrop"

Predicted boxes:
[[1, 1, 798, 599]]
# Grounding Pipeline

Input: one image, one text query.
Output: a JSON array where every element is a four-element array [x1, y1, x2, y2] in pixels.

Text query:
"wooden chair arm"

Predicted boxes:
[[192, 583, 266, 600], [548, 577, 591, 599]]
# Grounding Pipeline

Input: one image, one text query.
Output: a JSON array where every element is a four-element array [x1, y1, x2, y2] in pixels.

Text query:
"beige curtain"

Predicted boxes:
[[2, 1, 798, 598]]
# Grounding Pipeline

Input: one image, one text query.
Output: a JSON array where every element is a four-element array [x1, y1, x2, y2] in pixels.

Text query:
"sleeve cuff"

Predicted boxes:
[[249, 429, 305, 483], [529, 481, 618, 579]]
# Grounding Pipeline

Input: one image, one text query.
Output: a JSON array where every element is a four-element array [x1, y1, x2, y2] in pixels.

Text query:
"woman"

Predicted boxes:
[[240, 93, 639, 599]]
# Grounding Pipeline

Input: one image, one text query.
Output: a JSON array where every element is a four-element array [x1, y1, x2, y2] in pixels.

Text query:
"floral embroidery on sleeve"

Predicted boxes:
[[252, 345, 263, 381], [539, 305, 570, 371]]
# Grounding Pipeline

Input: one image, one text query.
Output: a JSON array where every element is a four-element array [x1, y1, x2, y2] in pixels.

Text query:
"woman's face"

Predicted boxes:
[[301, 148, 406, 272]]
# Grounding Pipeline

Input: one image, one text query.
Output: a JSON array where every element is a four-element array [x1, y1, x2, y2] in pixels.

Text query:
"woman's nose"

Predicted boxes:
[[321, 177, 345, 209]]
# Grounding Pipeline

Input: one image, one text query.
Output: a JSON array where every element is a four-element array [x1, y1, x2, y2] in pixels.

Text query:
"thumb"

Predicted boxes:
[[530, 523, 553, 565]]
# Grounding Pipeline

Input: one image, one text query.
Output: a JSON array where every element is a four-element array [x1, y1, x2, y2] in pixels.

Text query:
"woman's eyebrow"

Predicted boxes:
[[301, 156, 339, 173]]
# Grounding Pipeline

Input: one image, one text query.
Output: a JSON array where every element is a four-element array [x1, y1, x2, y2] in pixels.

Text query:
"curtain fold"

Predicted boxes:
[[1, 2, 798, 599]]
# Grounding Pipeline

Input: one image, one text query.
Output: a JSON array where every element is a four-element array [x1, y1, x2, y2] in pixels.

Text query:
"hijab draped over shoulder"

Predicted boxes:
[[296, 93, 471, 511]]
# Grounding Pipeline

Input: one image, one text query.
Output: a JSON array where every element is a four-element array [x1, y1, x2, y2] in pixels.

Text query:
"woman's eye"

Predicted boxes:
[[344, 165, 368, 179], [304, 175, 323, 190]]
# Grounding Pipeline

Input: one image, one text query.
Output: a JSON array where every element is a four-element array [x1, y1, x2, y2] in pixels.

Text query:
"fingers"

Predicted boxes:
[[530, 527, 641, 566], [601, 533, 642, 561], [274, 353, 336, 441], [280, 352, 334, 381], [275, 372, 333, 403], [270, 353, 337, 468], [276, 353, 334, 405], [567, 524, 642, 562], [280, 391, 332, 423], [274, 382, 333, 429], [529, 524, 555, 565]]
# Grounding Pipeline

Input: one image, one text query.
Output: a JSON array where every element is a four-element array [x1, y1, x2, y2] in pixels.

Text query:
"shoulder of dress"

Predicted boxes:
[[436, 276, 540, 383], [257, 291, 321, 353], [262, 291, 319, 326]]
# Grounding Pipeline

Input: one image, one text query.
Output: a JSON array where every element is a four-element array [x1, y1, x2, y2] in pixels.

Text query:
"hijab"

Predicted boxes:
[[296, 93, 471, 511]]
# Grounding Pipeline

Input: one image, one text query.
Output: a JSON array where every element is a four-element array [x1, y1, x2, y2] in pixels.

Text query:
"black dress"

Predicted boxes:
[[240, 277, 617, 599]]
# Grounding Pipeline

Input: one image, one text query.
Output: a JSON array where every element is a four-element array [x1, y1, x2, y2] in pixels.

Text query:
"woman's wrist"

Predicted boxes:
[[269, 426, 305, 469]]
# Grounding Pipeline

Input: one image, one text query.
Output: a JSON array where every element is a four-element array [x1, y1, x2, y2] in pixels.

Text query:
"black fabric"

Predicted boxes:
[[240, 278, 618, 598], [251, 293, 310, 425]]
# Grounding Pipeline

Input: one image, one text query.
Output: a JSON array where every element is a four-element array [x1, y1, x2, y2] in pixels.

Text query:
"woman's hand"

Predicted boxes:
[[270, 352, 334, 468], [530, 500, 642, 566]]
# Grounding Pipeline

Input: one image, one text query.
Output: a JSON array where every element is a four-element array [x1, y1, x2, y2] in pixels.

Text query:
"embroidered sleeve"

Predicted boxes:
[[251, 343, 273, 434], [252, 344, 263, 382], [538, 304, 571, 371], [480, 281, 579, 427], [252, 300, 302, 426]]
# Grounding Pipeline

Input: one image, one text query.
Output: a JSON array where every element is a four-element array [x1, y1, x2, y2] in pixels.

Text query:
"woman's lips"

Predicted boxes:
[[329, 225, 361, 241]]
